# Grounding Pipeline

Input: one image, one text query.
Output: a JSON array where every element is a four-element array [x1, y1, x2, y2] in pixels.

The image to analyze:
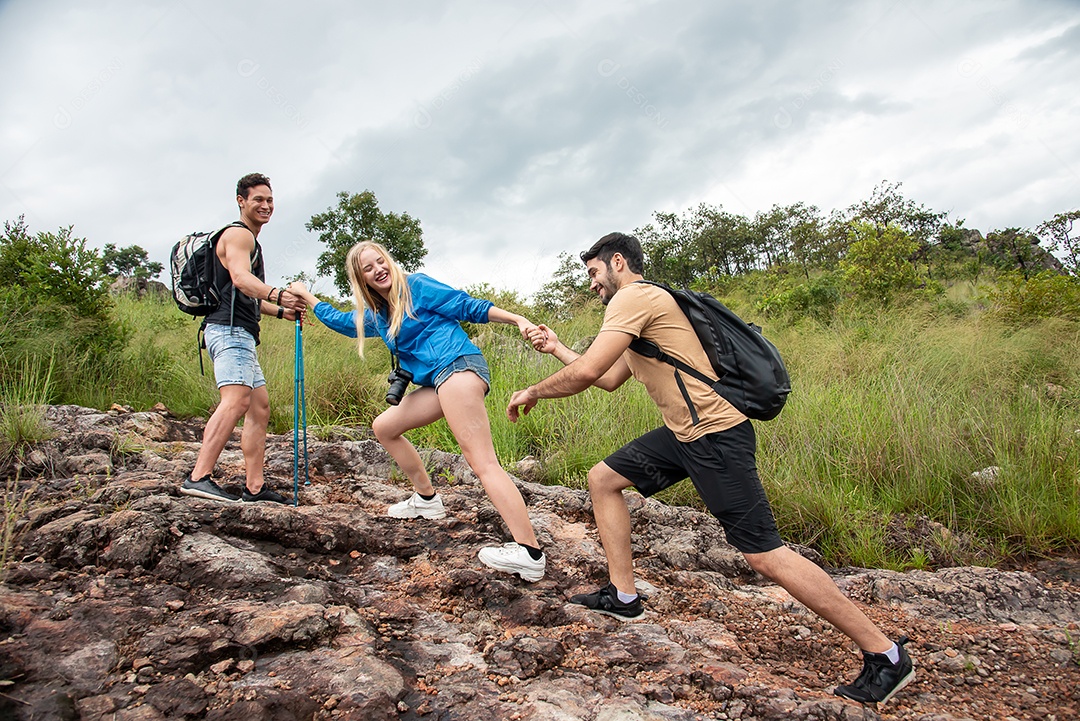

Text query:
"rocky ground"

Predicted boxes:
[[1, 404, 1077, 721]]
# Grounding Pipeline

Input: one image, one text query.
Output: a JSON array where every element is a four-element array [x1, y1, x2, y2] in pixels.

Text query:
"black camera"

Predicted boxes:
[[385, 367, 413, 406]]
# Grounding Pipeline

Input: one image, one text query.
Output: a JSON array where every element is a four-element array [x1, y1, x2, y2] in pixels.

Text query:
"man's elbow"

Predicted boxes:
[[593, 376, 624, 393], [576, 359, 619, 391]]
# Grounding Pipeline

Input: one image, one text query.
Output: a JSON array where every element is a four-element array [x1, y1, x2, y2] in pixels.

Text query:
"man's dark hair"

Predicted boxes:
[[580, 232, 644, 274], [236, 173, 272, 199]]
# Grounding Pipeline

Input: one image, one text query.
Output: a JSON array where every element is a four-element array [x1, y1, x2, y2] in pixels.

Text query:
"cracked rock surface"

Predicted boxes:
[[1, 404, 1077, 720]]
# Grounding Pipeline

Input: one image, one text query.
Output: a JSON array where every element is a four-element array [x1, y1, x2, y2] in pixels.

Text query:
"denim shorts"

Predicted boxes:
[[203, 324, 266, 390], [433, 354, 491, 394]]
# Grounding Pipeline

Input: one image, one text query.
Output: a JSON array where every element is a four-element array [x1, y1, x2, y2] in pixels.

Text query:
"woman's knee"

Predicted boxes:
[[468, 456, 504, 481], [371, 413, 398, 443]]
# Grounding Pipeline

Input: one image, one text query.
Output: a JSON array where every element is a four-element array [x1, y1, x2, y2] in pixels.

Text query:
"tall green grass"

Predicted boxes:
[[1, 356, 54, 579], [5, 292, 1079, 569], [759, 310, 1080, 566]]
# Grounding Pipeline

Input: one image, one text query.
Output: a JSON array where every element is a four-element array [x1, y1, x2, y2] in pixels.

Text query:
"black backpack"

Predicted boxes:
[[169, 221, 247, 316], [627, 281, 791, 421]]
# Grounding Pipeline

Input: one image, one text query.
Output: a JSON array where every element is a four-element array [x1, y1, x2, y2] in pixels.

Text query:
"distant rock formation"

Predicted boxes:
[[108, 275, 169, 299], [1, 405, 1077, 720], [957, 228, 1065, 273]]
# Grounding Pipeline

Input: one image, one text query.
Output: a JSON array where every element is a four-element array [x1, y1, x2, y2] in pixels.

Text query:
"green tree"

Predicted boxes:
[[925, 220, 977, 281], [840, 222, 920, 304], [0, 217, 125, 394], [984, 227, 1046, 281], [100, 243, 163, 280], [637, 204, 758, 286], [847, 181, 945, 277], [0, 217, 111, 321], [534, 252, 592, 320], [1036, 209, 1080, 276], [784, 203, 826, 279], [819, 209, 853, 270], [637, 211, 699, 287], [306, 190, 426, 296], [693, 205, 755, 279]]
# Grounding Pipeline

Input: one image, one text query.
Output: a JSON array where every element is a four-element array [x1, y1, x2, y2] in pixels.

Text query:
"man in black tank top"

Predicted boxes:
[[180, 174, 307, 504]]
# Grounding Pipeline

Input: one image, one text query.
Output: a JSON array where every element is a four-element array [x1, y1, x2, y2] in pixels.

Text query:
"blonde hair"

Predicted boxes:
[[345, 241, 414, 356]]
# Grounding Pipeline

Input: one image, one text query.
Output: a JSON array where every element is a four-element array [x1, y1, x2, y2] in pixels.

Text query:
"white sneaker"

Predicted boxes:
[[387, 492, 446, 519], [478, 542, 546, 582]]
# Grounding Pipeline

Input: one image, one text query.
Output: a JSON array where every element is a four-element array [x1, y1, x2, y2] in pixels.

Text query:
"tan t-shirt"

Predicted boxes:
[[600, 282, 746, 441]]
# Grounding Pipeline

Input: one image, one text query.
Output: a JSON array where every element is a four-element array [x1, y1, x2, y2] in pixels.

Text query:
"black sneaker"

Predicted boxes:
[[569, 582, 644, 620], [835, 636, 915, 704], [180, 475, 239, 503], [241, 484, 290, 504]]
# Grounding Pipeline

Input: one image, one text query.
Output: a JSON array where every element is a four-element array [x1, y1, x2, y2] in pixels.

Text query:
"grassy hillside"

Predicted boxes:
[[3, 284, 1079, 570]]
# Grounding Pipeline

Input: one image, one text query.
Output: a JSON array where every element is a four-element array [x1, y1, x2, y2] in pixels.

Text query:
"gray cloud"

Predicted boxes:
[[2, 1, 1078, 297]]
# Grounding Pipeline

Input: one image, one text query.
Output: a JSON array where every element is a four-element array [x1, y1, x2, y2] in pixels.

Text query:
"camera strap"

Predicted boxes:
[[389, 338, 401, 371]]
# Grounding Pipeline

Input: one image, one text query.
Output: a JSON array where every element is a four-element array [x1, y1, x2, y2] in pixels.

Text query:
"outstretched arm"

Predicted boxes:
[[218, 227, 305, 311], [286, 281, 321, 309], [507, 329, 634, 421], [258, 301, 302, 322], [287, 281, 361, 338], [487, 305, 538, 341], [529, 324, 632, 392]]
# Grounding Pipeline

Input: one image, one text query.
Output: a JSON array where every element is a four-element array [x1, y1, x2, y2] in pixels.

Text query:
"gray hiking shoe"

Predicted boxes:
[[180, 475, 239, 503], [241, 485, 289, 504]]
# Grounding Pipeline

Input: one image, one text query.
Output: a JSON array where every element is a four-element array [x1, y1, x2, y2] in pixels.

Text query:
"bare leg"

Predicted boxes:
[[371, 387, 445, 495], [242, 385, 270, 493], [437, 372, 539, 547], [192, 384, 253, 479], [587, 461, 637, 595], [745, 546, 892, 653]]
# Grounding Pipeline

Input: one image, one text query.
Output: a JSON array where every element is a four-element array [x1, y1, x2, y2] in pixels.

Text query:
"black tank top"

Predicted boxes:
[[204, 223, 265, 343]]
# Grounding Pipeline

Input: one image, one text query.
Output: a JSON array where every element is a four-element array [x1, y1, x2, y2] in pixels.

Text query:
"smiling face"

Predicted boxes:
[[237, 184, 273, 230], [586, 257, 620, 305], [358, 246, 393, 295]]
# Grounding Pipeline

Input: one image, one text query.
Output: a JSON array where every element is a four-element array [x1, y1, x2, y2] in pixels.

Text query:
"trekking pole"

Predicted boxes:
[[293, 317, 300, 507], [293, 315, 311, 506], [299, 316, 310, 488]]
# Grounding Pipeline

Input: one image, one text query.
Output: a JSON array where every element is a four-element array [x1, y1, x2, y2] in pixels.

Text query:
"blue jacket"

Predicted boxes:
[[312, 273, 494, 387]]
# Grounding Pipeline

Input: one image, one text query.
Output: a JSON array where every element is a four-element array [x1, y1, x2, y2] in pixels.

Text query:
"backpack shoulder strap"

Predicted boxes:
[[209, 221, 252, 330], [627, 337, 721, 389], [626, 281, 718, 378], [209, 220, 249, 244]]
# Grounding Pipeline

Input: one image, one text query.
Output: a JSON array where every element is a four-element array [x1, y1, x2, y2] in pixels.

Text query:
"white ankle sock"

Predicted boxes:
[[616, 589, 638, 603], [883, 643, 900, 664]]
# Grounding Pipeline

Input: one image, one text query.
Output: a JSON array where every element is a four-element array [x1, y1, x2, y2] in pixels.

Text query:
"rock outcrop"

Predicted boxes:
[[1, 405, 1077, 720]]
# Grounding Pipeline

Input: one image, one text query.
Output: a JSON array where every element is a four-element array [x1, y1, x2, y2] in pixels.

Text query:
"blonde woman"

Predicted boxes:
[[288, 242, 546, 581]]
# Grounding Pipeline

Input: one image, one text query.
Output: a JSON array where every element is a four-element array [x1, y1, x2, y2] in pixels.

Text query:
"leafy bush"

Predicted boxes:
[[987, 270, 1080, 323], [1, 218, 112, 320], [757, 272, 843, 322], [841, 222, 921, 304], [0, 218, 128, 404]]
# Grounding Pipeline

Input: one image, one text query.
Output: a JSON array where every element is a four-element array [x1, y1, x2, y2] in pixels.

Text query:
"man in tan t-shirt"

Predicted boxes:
[[507, 232, 914, 705]]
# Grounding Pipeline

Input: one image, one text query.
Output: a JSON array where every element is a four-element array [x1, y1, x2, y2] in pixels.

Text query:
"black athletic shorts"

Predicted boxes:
[[603, 420, 784, 554]]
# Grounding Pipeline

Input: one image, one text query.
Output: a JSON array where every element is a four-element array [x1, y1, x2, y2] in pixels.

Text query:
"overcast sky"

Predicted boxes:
[[2, 1, 1078, 298]]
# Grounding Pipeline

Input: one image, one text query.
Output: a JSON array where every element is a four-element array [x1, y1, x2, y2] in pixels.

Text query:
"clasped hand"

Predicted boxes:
[[506, 324, 558, 422]]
